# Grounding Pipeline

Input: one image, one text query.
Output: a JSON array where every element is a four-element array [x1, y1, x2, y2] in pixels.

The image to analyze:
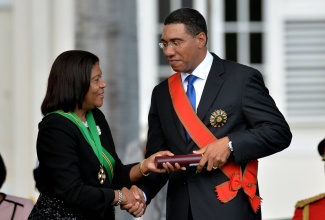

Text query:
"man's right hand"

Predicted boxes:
[[120, 186, 146, 218]]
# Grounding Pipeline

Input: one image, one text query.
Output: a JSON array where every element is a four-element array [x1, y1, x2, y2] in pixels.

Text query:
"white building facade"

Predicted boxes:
[[1, 0, 325, 219]]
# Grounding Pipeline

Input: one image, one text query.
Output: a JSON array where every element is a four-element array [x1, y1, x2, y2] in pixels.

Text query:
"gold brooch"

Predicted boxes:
[[210, 109, 227, 128], [98, 165, 106, 184]]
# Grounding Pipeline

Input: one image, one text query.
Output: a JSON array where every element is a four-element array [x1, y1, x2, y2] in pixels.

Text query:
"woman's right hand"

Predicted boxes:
[[142, 151, 186, 174]]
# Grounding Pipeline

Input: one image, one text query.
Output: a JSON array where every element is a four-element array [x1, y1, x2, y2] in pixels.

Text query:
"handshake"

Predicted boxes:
[[112, 151, 200, 218], [113, 186, 147, 218]]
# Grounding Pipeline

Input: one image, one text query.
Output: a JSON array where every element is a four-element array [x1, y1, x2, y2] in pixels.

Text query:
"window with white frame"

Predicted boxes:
[[223, 0, 264, 74], [156, 0, 264, 81]]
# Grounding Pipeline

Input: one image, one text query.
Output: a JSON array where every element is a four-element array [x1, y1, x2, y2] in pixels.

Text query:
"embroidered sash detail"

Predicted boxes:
[[168, 72, 261, 213]]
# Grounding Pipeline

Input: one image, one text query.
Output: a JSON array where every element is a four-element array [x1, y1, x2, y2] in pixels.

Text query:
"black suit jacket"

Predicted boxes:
[[34, 108, 135, 219], [140, 53, 292, 220]]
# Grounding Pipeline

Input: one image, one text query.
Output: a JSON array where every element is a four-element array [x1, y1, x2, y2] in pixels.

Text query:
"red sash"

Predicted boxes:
[[168, 72, 261, 213]]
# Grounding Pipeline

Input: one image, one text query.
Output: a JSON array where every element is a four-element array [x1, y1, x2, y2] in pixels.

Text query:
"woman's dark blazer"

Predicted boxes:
[[139, 53, 292, 220], [34, 108, 134, 219]]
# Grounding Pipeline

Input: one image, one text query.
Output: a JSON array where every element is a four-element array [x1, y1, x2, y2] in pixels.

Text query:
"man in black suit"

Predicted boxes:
[[138, 8, 292, 220]]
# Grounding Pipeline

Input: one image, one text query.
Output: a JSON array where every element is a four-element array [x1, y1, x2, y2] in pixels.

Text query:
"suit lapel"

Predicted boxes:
[[170, 54, 225, 145], [197, 54, 225, 122]]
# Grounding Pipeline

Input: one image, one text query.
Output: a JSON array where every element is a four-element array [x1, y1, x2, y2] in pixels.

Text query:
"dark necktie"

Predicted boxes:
[[185, 74, 197, 141]]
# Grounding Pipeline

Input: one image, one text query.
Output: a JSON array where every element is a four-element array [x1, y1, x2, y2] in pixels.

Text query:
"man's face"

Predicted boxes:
[[160, 24, 203, 74]]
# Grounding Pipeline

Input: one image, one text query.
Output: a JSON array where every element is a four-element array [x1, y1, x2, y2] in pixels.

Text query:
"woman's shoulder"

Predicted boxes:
[[39, 112, 78, 131], [39, 109, 107, 131]]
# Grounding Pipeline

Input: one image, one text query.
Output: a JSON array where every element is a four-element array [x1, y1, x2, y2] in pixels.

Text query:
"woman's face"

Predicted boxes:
[[82, 63, 106, 110]]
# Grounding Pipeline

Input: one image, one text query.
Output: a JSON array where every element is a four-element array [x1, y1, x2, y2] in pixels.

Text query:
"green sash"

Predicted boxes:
[[52, 110, 115, 183]]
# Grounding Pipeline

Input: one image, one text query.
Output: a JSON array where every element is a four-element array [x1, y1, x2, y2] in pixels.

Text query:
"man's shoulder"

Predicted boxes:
[[154, 76, 170, 90], [210, 52, 258, 75], [295, 193, 325, 208]]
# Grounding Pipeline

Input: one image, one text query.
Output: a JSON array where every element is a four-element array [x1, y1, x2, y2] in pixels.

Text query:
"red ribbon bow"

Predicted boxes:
[[216, 160, 262, 213]]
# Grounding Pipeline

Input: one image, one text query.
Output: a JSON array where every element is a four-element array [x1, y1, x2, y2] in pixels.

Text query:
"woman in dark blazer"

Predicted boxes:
[[29, 50, 172, 220]]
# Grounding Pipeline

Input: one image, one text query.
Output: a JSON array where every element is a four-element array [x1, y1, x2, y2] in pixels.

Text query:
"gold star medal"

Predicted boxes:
[[210, 109, 227, 128], [98, 165, 106, 184]]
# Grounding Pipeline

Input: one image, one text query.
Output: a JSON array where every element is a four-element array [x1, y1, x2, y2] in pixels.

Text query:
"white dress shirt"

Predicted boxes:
[[181, 51, 213, 112]]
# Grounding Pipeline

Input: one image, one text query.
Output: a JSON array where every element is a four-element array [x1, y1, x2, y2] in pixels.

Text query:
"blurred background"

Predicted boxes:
[[0, 0, 325, 219]]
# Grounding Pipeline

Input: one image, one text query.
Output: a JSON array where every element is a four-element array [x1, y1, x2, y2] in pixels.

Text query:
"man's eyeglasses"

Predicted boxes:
[[158, 37, 194, 50]]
